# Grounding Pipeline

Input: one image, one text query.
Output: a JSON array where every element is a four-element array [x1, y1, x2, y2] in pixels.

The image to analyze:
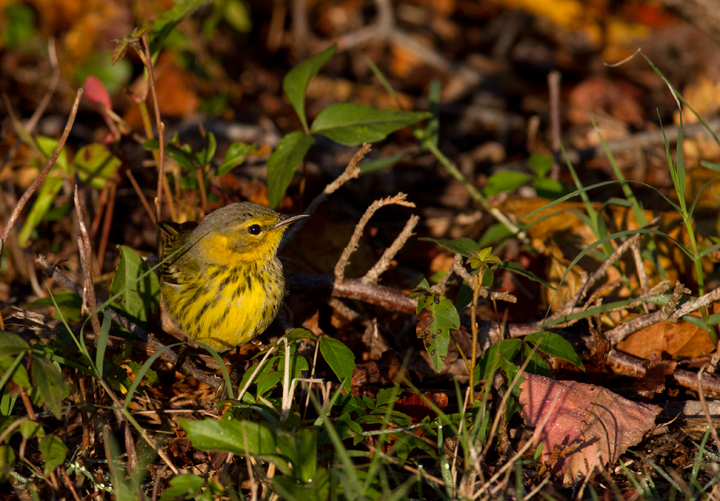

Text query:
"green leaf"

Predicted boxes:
[[272, 468, 330, 501], [149, 0, 208, 54], [0, 332, 29, 358], [500, 261, 555, 290], [74, 144, 122, 189], [474, 339, 522, 384], [181, 418, 278, 456], [283, 44, 337, 133], [477, 223, 513, 248], [0, 445, 15, 482], [255, 370, 283, 396], [30, 357, 67, 419], [267, 132, 315, 209], [310, 104, 431, 146], [110, 246, 161, 330], [422, 237, 479, 257], [18, 177, 64, 248], [0, 354, 30, 388], [359, 153, 405, 174], [160, 474, 206, 501], [195, 132, 217, 167], [217, 142, 256, 176], [414, 289, 459, 372], [525, 331, 585, 370], [276, 428, 317, 482], [22, 292, 83, 323], [533, 177, 565, 198], [285, 328, 317, 342], [524, 344, 550, 376], [319, 338, 355, 391], [19, 420, 44, 440], [483, 171, 532, 196], [38, 435, 68, 476], [528, 153, 554, 177]]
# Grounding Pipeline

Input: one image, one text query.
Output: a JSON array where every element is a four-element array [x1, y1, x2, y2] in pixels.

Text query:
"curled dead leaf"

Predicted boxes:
[[519, 373, 660, 484]]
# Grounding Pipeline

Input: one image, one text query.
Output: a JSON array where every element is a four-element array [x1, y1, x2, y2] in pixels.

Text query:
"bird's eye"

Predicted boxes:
[[248, 224, 262, 235]]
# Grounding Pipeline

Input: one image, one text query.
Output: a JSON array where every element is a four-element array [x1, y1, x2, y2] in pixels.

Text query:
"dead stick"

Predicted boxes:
[[0, 88, 83, 258]]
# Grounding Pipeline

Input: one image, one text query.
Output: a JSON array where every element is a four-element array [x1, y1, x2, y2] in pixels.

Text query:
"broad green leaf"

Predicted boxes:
[[217, 142, 256, 176], [30, 357, 67, 419], [267, 132, 315, 209], [283, 44, 337, 133], [19, 420, 44, 440], [181, 418, 278, 456], [483, 171, 532, 196], [0, 332, 29, 357], [160, 474, 205, 501], [38, 435, 67, 476], [474, 339, 522, 383], [285, 328, 317, 342], [310, 104, 431, 146], [110, 246, 160, 330], [0, 445, 15, 482], [523, 344, 550, 376], [533, 177, 565, 198], [272, 468, 330, 501], [74, 144, 122, 188], [500, 261, 555, 290], [0, 354, 30, 388], [412, 287, 459, 372], [276, 428, 317, 482], [422, 237, 478, 257], [319, 338, 355, 391], [525, 331, 585, 370], [528, 153, 553, 177], [149, 0, 208, 54], [36, 136, 70, 173], [256, 370, 283, 395]]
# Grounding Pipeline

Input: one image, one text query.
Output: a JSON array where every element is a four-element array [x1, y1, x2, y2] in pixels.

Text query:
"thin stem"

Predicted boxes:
[[469, 271, 481, 403]]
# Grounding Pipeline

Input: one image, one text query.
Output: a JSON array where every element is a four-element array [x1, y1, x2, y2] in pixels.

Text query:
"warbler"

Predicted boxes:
[[158, 202, 308, 352]]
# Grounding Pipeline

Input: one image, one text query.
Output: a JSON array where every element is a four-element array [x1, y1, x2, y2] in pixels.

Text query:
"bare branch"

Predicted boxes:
[[363, 214, 419, 284], [74, 186, 101, 339], [334, 193, 415, 282]]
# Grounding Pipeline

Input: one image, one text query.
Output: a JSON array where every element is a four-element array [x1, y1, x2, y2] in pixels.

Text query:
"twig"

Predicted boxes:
[[698, 365, 720, 451], [74, 186, 101, 339], [630, 233, 650, 312], [451, 254, 517, 304], [282, 143, 370, 247], [140, 34, 166, 246], [334, 193, 415, 281], [362, 214, 419, 284], [126, 169, 157, 224], [97, 181, 116, 272], [606, 281, 692, 345], [0, 88, 83, 258]]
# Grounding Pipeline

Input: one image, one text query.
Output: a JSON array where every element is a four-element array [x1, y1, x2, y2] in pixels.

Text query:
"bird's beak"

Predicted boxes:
[[273, 213, 309, 229]]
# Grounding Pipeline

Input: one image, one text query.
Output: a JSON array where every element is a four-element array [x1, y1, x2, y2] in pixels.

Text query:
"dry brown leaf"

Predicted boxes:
[[520, 373, 660, 484], [616, 303, 719, 360], [568, 76, 645, 127]]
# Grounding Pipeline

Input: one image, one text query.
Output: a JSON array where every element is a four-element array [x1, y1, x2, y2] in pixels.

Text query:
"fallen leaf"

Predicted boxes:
[[616, 303, 719, 360], [519, 373, 660, 484]]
